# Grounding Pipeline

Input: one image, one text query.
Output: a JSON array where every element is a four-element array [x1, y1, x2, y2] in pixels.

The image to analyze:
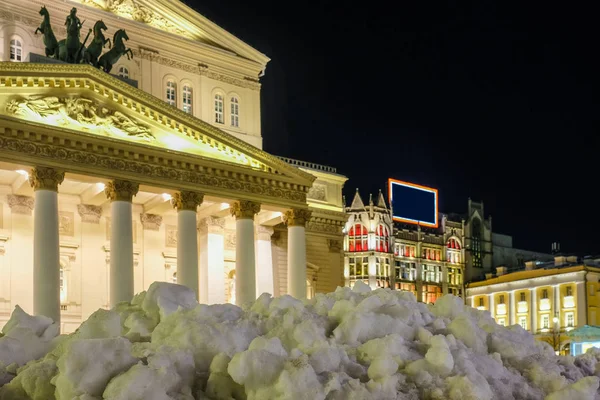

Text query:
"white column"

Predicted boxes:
[[230, 201, 260, 306], [510, 290, 516, 326], [577, 281, 586, 327], [198, 216, 225, 304], [255, 225, 275, 296], [284, 208, 312, 299], [105, 180, 138, 308], [172, 191, 203, 300], [367, 255, 377, 289], [30, 167, 64, 324], [530, 288, 537, 333], [489, 294, 495, 319]]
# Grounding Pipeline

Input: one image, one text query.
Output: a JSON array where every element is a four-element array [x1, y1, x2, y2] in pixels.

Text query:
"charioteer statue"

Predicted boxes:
[[34, 5, 132, 73]]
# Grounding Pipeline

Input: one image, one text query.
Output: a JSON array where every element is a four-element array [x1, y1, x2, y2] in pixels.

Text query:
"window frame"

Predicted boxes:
[[230, 96, 239, 127], [182, 84, 193, 114], [214, 94, 224, 124], [117, 66, 129, 79], [9, 37, 23, 62], [166, 80, 177, 107]]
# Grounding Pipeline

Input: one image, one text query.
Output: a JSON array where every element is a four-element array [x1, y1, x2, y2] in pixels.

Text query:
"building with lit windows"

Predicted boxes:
[[466, 255, 600, 355], [343, 190, 553, 304], [0, 0, 348, 333]]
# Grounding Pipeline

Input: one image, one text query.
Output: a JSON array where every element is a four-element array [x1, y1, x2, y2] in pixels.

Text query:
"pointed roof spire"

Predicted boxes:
[[369, 193, 374, 206], [349, 188, 366, 210], [377, 189, 388, 209]]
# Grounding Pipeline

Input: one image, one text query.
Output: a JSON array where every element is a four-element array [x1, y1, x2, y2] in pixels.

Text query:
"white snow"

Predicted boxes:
[[1, 281, 600, 399]]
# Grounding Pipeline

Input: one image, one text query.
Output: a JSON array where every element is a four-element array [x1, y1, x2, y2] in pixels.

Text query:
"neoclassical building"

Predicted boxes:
[[0, 0, 347, 332]]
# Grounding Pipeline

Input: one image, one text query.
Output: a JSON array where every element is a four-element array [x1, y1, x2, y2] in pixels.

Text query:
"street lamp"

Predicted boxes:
[[553, 314, 561, 355]]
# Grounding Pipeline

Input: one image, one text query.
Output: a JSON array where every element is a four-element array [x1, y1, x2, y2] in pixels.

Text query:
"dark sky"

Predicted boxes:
[[188, 0, 598, 255]]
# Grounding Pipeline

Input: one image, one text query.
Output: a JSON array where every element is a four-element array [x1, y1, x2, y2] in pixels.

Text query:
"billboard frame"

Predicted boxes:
[[388, 178, 439, 228]]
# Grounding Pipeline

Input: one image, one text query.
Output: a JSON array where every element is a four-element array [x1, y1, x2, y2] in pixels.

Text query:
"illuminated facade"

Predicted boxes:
[[466, 256, 600, 355], [343, 191, 554, 303], [0, 0, 347, 332]]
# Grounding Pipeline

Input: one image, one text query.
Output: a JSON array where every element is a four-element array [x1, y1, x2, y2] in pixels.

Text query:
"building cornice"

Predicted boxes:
[[466, 270, 588, 296], [0, 63, 316, 188]]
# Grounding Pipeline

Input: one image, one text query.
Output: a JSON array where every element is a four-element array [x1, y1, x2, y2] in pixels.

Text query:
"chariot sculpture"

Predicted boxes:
[[35, 6, 133, 73]]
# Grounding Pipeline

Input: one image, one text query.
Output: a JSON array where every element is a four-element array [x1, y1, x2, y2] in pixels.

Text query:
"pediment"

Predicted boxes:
[[71, 0, 269, 65], [0, 63, 314, 188]]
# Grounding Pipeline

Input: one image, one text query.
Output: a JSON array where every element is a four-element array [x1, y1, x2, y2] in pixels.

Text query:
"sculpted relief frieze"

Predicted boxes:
[[6, 96, 155, 142]]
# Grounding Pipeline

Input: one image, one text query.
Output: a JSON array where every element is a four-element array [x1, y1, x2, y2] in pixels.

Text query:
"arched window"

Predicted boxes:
[[447, 238, 462, 264], [472, 219, 482, 268], [230, 97, 239, 127], [10, 38, 22, 62], [60, 265, 67, 304], [166, 81, 176, 106], [182, 85, 193, 114], [348, 223, 368, 252], [117, 66, 129, 78], [375, 224, 390, 252], [214, 94, 224, 123]]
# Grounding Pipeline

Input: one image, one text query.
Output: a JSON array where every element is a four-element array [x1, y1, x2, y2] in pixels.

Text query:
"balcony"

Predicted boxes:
[[563, 295, 575, 309], [517, 301, 528, 314]]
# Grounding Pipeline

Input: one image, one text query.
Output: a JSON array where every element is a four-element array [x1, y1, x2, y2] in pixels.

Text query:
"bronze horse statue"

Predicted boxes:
[[98, 29, 133, 74], [58, 7, 86, 63], [81, 20, 111, 67], [35, 6, 59, 58]]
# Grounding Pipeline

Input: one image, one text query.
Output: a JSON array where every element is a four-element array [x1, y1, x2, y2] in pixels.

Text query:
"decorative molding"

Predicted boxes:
[[77, 204, 103, 224], [60, 242, 80, 262], [328, 239, 343, 253], [306, 215, 345, 235], [7, 195, 34, 215], [255, 225, 274, 241], [0, 132, 308, 205], [308, 183, 326, 201], [225, 229, 236, 251], [105, 180, 140, 203], [0, 10, 67, 36], [165, 224, 177, 247], [28, 167, 65, 192], [140, 213, 162, 230], [198, 216, 225, 235], [230, 200, 261, 220], [283, 209, 312, 227], [0, 63, 316, 189], [78, 0, 194, 39], [0, 235, 9, 256], [171, 191, 204, 212], [7, 96, 155, 143], [59, 211, 75, 236]]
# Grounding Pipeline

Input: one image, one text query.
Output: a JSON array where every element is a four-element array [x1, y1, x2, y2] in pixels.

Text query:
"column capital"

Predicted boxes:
[[140, 213, 162, 230], [230, 200, 261, 220], [171, 191, 203, 212], [105, 180, 139, 202], [255, 225, 274, 241], [29, 167, 65, 192], [77, 204, 103, 224], [283, 208, 312, 227], [7, 194, 34, 215], [198, 216, 225, 234]]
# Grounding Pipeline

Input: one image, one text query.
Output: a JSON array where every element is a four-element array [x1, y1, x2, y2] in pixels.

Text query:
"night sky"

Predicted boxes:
[[188, 0, 598, 255]]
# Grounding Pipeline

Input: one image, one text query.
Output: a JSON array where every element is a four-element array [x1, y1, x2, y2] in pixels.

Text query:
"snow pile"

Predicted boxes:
[[1, 281, 600, 399]]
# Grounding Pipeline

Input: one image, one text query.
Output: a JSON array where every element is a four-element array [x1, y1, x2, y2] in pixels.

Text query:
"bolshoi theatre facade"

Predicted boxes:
[[0, 0, 348, 332]]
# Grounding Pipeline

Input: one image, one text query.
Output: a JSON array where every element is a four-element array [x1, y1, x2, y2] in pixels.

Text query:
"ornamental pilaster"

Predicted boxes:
[[140, 213, 163, 230], [328, 239, 343, 253], [230, 200, 261, 220], [198, 216, 225, 235], [171, 191, 203, 212], [105, 180, 139, 202], [255, 225, 274, 241], [29, 167, 65, 192], [283, 208, 312, 227], [7, 194, 34, 215], [77, 204, 103, 224]]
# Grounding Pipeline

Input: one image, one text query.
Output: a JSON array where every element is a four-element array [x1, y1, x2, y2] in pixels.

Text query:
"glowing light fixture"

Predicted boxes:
[[96, 182, 106, 191], [162, 193, 172, 201], [16, 170, 29, 178]]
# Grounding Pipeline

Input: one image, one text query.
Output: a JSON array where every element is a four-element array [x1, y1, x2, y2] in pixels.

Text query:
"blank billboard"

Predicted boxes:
[[388, 179, 438, 228]]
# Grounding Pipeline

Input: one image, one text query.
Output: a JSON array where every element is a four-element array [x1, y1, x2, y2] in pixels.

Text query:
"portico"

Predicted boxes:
[[0, 63, 318, 330]]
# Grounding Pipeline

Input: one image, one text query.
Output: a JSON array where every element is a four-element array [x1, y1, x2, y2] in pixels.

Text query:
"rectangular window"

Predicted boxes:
[[542, 289, 548, 299], [520, 292, 526, 302], [566, 286, 572, 296], [499, 295, 505, 304], [215, 95, 224, 123], [519, 317, 527, 330], [166, 81, 176, 106], [498, 318, 505, 326], [479, 298, 484, 307], [542, 315, 549, 329], [231, 98, 239, 127], [182, 85, 192, 114], [566, 313, 574, 327]]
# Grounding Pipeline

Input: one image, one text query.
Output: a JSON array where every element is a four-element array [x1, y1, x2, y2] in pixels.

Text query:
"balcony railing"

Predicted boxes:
[[276, 156, 337, 173]]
